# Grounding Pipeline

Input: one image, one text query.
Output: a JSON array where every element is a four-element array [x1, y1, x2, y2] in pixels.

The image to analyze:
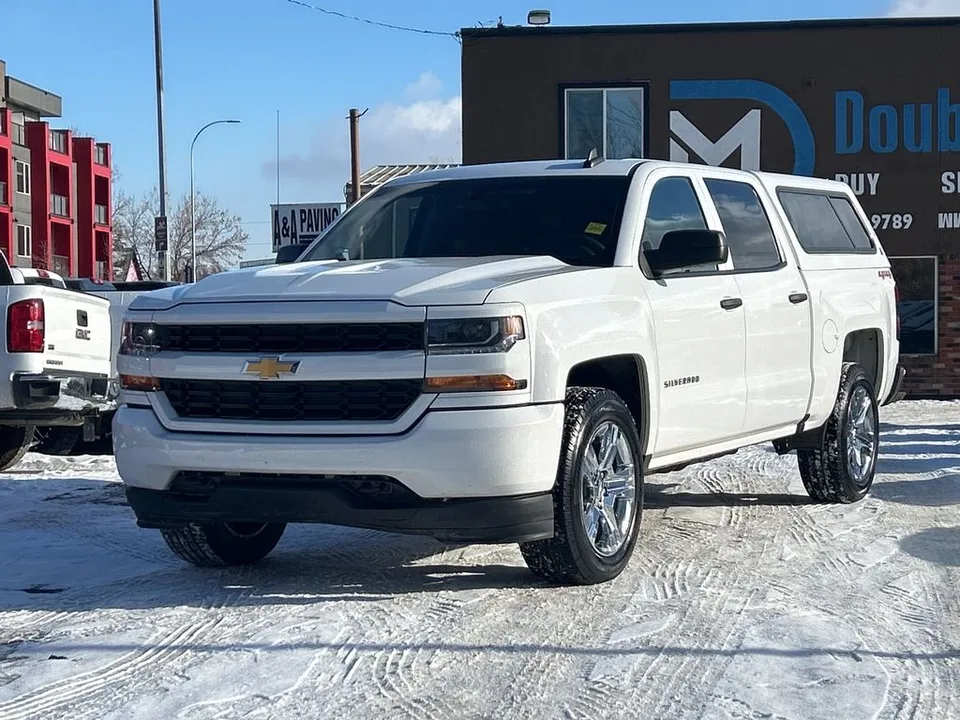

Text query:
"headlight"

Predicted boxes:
[[120, 321, 160, 355], [426, 316, 525, 355]]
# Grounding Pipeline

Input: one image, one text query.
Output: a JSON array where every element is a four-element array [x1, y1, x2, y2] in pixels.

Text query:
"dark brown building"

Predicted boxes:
[[460, 16, 960, 398]]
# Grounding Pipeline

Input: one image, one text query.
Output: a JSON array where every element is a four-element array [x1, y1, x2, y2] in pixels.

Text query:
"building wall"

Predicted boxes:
[[11, 143, 32, 266], [461, 18, 960, 397], [0, 60, 112, 279], [0, 108, 11, 263], [898, 255, 960, 396]]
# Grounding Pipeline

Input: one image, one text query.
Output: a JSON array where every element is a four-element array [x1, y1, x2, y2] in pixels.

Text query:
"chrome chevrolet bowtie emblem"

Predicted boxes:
[[243, 356, 300, 379]]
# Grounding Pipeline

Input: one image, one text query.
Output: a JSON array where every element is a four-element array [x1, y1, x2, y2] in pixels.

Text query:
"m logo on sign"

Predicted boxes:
[[669, 109, 761, 170], [668, 79, 816, 176]]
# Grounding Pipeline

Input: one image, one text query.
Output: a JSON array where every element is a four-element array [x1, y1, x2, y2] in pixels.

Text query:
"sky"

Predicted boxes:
[[2, 0, 957, 260]]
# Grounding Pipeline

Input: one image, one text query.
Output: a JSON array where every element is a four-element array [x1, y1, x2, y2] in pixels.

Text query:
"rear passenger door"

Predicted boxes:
[[638, 173, 748, 456], [699, 174, 813, 435]]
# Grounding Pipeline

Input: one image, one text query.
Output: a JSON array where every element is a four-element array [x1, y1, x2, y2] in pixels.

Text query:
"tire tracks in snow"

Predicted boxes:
[[560, 444, 853, 718], [0, 591, 245, 720], [255, 545, 502, 720], [0, 616, 220, 720]]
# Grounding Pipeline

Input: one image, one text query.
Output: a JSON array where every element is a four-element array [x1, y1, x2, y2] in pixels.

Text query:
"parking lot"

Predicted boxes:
[[1, 399, 958, 720]]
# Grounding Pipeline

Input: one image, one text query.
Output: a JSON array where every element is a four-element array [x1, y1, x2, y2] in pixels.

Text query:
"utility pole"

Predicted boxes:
[[348, 108, 367, 205], [276, 109, 281, 205], [153, 0, 170, 280]]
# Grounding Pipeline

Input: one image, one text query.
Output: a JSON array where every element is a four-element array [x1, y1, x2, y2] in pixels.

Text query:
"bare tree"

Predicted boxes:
[[111, 176, 247, 281], [166, 193, 248, 280]]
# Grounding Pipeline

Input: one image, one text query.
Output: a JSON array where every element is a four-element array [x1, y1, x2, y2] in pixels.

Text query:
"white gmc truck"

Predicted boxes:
[[114, 158, 905, 585], [0, 257, 114, 469]]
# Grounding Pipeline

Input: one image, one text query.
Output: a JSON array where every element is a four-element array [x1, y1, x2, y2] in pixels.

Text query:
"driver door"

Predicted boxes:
[[638, 173, 747, 457]]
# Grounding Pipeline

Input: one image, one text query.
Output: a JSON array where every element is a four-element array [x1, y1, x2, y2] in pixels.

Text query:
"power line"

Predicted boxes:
[[283, 0, 460, 40]]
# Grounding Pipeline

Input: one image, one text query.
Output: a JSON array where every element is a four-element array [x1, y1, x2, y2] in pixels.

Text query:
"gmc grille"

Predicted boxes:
[[161, 378, 422, 422], [154, 323, 424, 354]]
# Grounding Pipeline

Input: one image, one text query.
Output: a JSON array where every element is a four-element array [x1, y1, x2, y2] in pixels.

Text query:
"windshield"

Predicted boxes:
[[299, 175, 632, 267]]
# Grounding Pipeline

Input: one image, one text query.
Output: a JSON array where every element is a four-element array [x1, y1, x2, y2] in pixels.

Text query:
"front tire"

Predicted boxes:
[[160, 522, 286, 567], [797, 362, 879, 503], [519, 387, 643, 585], [0, 425, 35, 471]]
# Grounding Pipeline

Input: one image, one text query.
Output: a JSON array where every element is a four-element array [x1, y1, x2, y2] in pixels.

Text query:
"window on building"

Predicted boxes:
[[11, 112, 26, 146], [777, 190, 875, 253], [890, 256, 937, 356], [704, 178, 782, 271], [16, 225, 31, 258], [563, 86, 645, 160], [15, 161, 30, 196], [639, 176, 719, 274]]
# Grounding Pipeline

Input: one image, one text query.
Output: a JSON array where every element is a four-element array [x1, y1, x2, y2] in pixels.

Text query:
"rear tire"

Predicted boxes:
[[797, 362, 879, 503], [160, 522, 286, 567], [33, 426, 82, 456], [0, 425, 34, 471], [519, 387, 643, 586]]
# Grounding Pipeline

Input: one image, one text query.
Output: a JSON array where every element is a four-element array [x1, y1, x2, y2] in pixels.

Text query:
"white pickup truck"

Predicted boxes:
[[0, 256, 113, 470], [114, 158, 905, 585]]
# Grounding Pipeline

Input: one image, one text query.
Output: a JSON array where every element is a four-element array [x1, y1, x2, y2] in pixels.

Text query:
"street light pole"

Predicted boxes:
[[189, 119, 240, 282]]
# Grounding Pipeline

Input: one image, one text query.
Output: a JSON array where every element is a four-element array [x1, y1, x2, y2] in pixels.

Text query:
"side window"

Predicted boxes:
[[777, 190, 875, 253], [640, 177, 716, 274], [827, 196, 874, 250], [704, 178, 782, 271]]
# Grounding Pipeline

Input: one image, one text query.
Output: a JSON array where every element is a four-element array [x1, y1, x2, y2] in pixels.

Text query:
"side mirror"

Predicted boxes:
[[644, 229, 728, 276], [275, 242, 311, 265]]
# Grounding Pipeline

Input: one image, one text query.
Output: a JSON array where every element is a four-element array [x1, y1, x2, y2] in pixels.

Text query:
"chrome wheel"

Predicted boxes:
[[846, 384, 876, 487], [580, 420, 637, 557]]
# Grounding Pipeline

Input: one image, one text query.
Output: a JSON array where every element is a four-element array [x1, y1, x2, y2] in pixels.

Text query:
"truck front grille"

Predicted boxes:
[[161, 378, 422, 422], [154, 322, 424, 354]]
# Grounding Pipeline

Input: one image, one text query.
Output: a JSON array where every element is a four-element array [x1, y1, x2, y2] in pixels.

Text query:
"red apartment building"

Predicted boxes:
[[0, 60, 112, 279]]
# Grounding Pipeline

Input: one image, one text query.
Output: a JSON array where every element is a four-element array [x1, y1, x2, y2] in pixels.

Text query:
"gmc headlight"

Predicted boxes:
[[120, 321, 160, 356], [426, 316, 525, 355]]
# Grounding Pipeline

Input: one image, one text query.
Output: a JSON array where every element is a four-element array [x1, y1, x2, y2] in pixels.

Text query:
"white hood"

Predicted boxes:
[[129, 256, 587, 310]]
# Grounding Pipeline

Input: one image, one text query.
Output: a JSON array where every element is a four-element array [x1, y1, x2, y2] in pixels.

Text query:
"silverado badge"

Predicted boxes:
[[243, 356, 300, 379]]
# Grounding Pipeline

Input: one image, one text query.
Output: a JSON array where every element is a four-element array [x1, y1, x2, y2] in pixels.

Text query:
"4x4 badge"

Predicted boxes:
[[243, 356, 300, 379]]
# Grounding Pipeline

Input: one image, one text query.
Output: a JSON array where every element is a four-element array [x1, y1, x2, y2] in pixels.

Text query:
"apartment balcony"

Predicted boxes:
[[49, 130, 68, 154], [51, 193, 69, 217], [95, 204, 108, 225]]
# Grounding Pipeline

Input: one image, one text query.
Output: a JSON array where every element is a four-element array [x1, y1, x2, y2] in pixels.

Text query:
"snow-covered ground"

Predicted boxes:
[[1, 401, 958, 719]]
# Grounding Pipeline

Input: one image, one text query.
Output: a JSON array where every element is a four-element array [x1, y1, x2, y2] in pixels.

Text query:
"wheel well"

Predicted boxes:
[[566, 355, 648, 452], [843, 329, 882, 391]]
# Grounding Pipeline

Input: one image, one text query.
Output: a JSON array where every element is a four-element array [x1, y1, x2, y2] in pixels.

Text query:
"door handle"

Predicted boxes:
[[720, 297, 743, 310], [788, 292, 808, 304]]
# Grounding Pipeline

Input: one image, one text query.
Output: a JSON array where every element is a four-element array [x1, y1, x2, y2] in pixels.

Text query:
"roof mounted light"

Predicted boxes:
[[527, 9, 551, 25]]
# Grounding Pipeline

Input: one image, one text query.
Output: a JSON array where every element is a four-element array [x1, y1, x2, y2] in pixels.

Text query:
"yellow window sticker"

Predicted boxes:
[[585, 222, 607, 235]]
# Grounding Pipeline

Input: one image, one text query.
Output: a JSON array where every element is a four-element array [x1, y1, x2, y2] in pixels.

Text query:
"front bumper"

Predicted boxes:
[[113, 402, 565, 543], [882, 364, 907, 406], [124, 483, 555, 543]]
